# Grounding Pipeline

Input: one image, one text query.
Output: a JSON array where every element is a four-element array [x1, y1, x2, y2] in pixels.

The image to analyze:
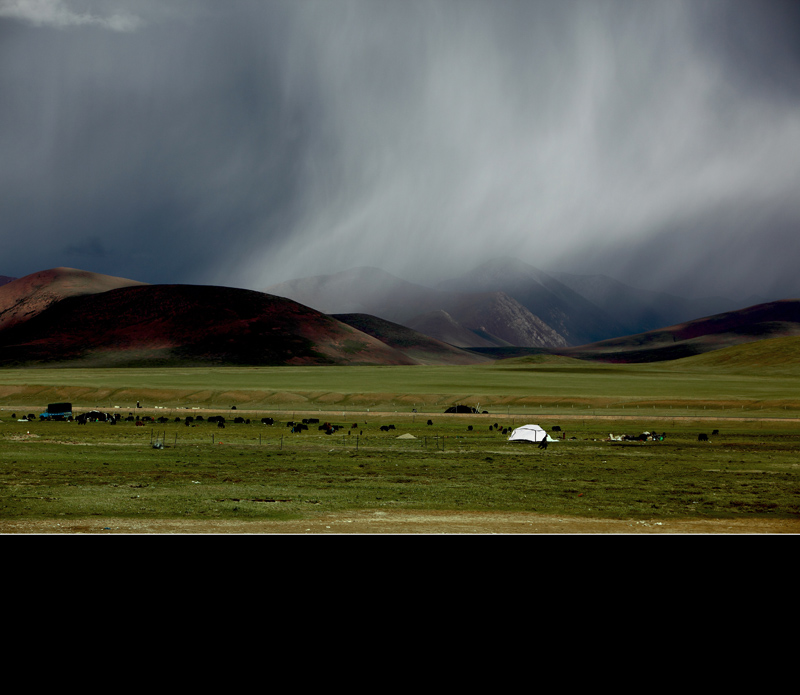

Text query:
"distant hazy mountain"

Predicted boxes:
[[331, 314, 491, 365], [265, 266, 437, 319], [0, 276, 15, 287], [264, 258, 746, 348], [549, 270, 739, 336], [266, 257, 772, 349], [438, 257, 630, 346], [423, 290, 568, 348], [264, 266, 568, 348], [404, 310, 503, 349]]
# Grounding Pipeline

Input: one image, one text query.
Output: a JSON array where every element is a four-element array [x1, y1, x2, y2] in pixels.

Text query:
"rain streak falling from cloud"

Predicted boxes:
[[1, 0, 800, 301]]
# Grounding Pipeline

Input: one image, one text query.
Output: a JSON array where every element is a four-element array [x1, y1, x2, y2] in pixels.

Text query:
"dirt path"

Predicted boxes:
[[2, 511, 797, 534]]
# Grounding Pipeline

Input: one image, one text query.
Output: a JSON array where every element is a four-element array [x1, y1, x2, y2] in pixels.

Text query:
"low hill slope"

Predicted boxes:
[[0, 284, 422, 367], [661, 336, 800, 374], [332, 313, 491, 365], [0, 267, 146, 331], [561, 299, 800, 363]]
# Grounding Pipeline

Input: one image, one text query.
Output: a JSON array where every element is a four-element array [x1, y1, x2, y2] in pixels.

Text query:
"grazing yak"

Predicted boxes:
[[77, 410, 114, 424]]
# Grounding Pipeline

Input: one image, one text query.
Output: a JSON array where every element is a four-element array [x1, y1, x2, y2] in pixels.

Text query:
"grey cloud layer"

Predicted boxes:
[[2, 1, 799, 299]]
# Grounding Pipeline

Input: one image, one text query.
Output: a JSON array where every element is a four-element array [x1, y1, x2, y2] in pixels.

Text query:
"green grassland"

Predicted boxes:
[[3, 348, 800, 415], [2, 341, 800, 528], [1, 413, 798, 524]]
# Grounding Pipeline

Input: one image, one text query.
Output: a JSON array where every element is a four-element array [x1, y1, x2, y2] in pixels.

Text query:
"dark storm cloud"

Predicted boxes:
[[63, 234, 107, 259], [1, 1, 799, 300], [0, 0, 304, 284], [250, 0, 800, 299]]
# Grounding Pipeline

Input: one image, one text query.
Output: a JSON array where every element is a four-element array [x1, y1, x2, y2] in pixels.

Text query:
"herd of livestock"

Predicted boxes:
[[12, 402, 722, 443]]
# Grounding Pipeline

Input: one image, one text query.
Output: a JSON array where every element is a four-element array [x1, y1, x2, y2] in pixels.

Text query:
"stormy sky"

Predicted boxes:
[[2, 0, 800, 301]]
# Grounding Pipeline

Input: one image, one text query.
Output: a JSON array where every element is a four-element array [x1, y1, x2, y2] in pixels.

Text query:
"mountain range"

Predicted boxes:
[[264, 257, 740, 348], [0, 267, 487, 367], [264, 264, 567, 349], [1, 261, 798, 367]]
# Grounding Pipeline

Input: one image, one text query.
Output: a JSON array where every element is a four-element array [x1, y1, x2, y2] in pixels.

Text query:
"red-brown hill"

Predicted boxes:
[[0, 267, 146, 332], [559, 298, 800, 363], [0, 283, 424, 367]]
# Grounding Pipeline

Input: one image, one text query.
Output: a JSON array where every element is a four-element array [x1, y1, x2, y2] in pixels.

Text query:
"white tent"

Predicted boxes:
[[507, 424, 555, 443]]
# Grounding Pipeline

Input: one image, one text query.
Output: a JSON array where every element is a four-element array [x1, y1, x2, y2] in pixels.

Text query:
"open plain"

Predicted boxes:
[[2, 355, 799, 534]]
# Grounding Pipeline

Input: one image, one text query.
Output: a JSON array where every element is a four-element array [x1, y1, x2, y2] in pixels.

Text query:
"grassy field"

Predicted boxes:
[[2, 352, 800, 416], [1, 351, 799, 531], [1, 412, 798, 525]]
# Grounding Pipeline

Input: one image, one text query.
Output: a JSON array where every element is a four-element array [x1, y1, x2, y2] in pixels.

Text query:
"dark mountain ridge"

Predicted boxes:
[[4, 264, 795, 368], [476, 298, 800, 364], [0, 269, 487, 367], [331, 314, 490, 365], [0, 282, 420, 367]]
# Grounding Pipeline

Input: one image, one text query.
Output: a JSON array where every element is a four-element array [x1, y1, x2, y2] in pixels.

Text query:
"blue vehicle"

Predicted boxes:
[[39, 402, 73, 420]]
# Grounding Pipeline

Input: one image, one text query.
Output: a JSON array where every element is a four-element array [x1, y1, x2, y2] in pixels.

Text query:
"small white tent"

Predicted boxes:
[[507, 424, 554, 443]]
